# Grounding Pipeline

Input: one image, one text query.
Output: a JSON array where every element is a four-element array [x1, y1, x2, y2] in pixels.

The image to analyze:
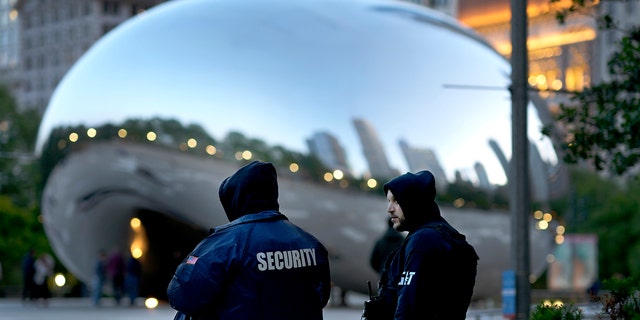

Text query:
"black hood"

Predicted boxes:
[[218, 161, 280, 222], [383, 170, 441, 232]]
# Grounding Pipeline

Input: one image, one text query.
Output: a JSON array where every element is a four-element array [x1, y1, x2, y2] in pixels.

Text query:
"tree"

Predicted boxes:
[[543, 1, 640, 175]]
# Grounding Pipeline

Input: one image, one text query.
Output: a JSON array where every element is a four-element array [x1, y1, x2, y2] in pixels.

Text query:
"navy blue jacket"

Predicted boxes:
[[378, 170, 478, 320], [167, 161, 331, 319]]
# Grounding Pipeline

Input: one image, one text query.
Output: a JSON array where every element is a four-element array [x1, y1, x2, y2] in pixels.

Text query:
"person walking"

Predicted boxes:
[[168, 161, 331, 320], [32, 253, 54, 307], [125, 254, 142, 306], [106, 248, 125, 305], [362, 170, 479, 320], [21, 249, 36, 303], [92, 250, 107, 306]]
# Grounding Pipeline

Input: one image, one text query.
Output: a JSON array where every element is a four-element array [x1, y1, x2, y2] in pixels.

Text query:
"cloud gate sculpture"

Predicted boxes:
[[36, 0, 566, 301]]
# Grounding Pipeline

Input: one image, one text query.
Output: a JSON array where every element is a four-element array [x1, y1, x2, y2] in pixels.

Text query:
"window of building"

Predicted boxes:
[[103, 1, 120, 15]]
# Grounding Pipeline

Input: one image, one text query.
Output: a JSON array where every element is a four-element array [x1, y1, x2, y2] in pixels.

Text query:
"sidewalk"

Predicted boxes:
[[0, 298, 364, 320]]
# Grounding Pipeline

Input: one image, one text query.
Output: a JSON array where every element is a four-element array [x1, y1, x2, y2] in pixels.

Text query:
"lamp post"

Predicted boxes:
[[510, 0, 531, 318]]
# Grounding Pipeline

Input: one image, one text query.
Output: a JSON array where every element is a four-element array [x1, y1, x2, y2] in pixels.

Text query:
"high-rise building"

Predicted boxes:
[[352, 118, 397, 179], [306, 131, 351, 176], [9, 0, 165, 113], [0, 0, 19, 90], [398, 139, 448, 189]]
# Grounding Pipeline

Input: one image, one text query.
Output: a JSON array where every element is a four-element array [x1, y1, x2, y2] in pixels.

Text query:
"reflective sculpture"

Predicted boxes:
[[36, 0, 565, 301]]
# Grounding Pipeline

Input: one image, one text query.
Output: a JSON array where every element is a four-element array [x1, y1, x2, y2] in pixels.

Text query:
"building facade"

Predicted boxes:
[[9, 0, 165, 113]]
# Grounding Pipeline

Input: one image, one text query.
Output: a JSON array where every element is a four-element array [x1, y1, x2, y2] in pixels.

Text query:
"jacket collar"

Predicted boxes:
[[210, 210, 287, 234]]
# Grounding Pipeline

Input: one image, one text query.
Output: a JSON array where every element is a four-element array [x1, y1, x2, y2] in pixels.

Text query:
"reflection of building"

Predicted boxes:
[[529, 142, 550, 203], [352, 118, 397, 179], [9, 0, 165, 113], [398, 139, 448, 189], [306, 131, 351, 176], [473, 162, 491, 190], [488, 139, 509, 179]]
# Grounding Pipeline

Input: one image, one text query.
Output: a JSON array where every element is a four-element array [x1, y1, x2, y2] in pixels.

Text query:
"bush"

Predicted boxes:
[[530, 302, 583, 320]]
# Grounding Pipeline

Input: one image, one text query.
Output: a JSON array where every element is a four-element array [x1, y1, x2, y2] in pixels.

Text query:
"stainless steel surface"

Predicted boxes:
[[35, 0, 562, 301]]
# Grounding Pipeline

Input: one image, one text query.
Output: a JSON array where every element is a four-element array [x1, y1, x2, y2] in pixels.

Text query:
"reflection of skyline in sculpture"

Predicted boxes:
[[352, 118, 399, 179], [306, 131, 351, 177], [34, 0, 565, 303]]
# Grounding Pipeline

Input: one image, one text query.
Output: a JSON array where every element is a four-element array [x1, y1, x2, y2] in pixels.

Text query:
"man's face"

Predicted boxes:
[[386, 190, 406, 231]]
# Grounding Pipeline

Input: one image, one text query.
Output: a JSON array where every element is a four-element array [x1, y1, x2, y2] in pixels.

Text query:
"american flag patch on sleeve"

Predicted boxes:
[[186, 255, 199, 265]]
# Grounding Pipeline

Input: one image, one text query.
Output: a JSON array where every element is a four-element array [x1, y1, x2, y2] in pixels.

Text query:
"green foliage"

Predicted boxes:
[[600, 276, 640, 319], [543, 1, 640, 175], [530, 302, 583, 320], [550, 169, 640, 279], [0, 196, 51, 286]]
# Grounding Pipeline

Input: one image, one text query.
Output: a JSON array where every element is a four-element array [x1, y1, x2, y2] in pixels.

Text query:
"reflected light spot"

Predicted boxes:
[[323, 172, 333, 182], [333, 170, 344, 180], [537, 220, 548, 230], [187, 138, 197, 148], [206, 145, 217, 155], [453, 198, 465, 208], [87, 128, 97, 138], [234, 151, 243, 160], [543, 213, 552, 222], [38, 214, 44, 223], [69, 132, 79, 142], [9, 9, 18, 21], [339, 180, 349, 188], [179, 143, 187, 151], [130, 217, 141, 230], [533, 210, 543, 219], [118, 128, 127, 138], [289, 163, 299, 172], [535, 74, 547, 85], [242, 150, 252, 160], [546, 254, 555, 263], [145, 297, 159, 309], [146, 131, 157, 141], [131, 247, 143, 259], [528, 75, 537, 86], [529, 274, 536, 284], [556, 225, 565, 235], [367, 178, 377, 189], [555, 235, 564, 244], [551, 79, 563, 91], [54, 273, 66, 287]]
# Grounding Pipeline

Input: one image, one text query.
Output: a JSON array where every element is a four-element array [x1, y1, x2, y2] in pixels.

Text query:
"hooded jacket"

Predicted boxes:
[[378, 170, 479, 320], [167, 161, 331, 320]]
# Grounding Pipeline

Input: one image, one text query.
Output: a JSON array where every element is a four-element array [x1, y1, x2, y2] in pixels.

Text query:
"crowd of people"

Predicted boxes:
[[91, 248, 142, 306]]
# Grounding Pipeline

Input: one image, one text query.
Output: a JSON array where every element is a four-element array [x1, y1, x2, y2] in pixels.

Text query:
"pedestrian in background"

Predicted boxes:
[[125, 254, 142, 306], [32, 253, 54, 307], [106, 248, 125, 305], [92, 250, 107, 306], [369, 218, 404, 274], [168, 161, 331, 320], [362, 170, 479, 320], [21, 248, 36, 303]]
